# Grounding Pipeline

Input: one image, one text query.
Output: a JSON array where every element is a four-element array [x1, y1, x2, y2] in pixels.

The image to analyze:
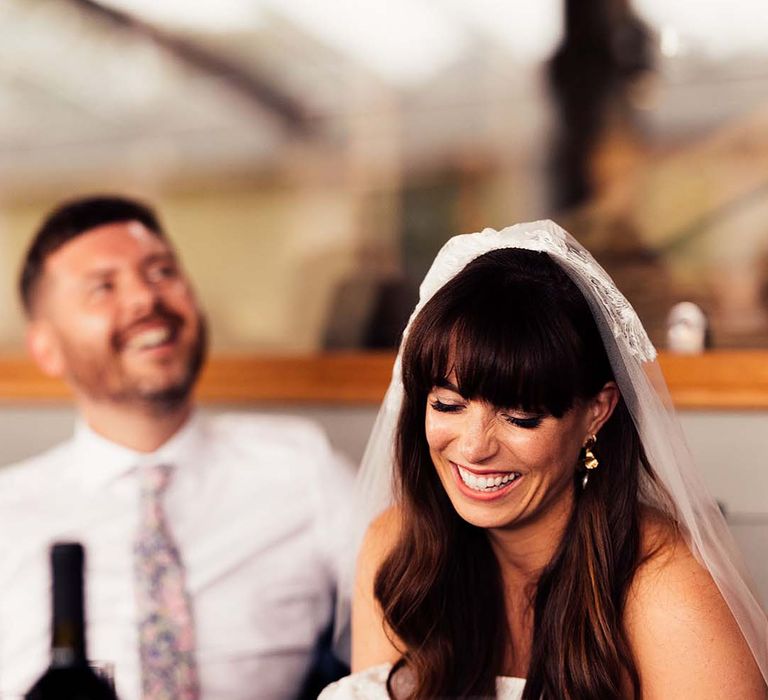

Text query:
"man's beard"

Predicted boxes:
[[63, 310, 209, 413], [130, 319, 208, 412]]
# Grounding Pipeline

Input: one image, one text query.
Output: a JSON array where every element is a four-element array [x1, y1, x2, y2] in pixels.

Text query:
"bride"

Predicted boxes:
[[322, 221, 768, 699]]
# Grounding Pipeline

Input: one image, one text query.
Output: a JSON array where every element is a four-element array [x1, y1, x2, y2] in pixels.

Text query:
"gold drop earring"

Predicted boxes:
[[581, 434, 599, 489]]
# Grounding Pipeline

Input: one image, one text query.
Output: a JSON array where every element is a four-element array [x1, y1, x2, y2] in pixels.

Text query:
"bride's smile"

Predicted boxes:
[[452, 461, 523, 496]]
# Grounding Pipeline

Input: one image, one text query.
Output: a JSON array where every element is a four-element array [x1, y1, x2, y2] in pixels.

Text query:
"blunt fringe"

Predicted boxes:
[[375, 248, 662, 699]]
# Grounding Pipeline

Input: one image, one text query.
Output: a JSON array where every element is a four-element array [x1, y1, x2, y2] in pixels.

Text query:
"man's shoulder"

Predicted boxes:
[[204, 412, 334, 455], [200, 412, 353, 482], [0, 439, 74, 504], [198, 411, 354, 502]]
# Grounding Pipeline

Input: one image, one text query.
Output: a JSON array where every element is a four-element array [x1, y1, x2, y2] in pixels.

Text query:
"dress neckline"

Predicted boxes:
[[362, 663, 526, 687], [498, 674, 527, 686]]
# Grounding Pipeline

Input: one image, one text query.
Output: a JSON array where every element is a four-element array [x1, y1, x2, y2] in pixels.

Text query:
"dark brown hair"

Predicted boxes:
[[375, 248, 662, 698], [19, 194, 165, 315]]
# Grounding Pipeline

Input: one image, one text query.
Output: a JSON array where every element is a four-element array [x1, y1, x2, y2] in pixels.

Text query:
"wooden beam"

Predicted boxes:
[[0, 351, 767, 409], [658, 351, 768, 410]]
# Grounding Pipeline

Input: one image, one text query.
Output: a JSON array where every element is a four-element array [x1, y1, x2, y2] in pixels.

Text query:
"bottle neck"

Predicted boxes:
[[51, 625, 86, 667], [50, 543, 87, 667]]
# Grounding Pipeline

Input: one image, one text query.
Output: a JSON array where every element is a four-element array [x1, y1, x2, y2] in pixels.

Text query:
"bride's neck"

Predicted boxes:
[[488, 491, 574, 590], [490, 501, 573, 679]]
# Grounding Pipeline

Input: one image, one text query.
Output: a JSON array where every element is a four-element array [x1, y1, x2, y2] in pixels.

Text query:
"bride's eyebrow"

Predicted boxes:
[[435, 378, 462, 393]]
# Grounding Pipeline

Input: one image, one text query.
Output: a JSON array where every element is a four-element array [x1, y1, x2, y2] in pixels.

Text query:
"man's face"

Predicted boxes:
[[30, 220, 206, 409]]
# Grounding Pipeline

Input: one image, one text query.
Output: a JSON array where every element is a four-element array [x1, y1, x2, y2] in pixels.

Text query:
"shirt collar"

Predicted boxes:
[[69, 410, 204, 489]]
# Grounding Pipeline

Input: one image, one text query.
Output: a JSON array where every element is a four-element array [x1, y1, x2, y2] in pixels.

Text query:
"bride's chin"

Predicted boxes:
[[453, 504, 520, 531]]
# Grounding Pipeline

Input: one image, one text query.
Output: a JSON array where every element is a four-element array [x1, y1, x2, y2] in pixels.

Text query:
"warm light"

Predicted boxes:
[[100, 0, 264, 31], [97, 0, 562, 85], [660, 26, 681, 58], [635, 0, 768, 57], [271, 0, 467, 86], [96, 0, 768, 81]]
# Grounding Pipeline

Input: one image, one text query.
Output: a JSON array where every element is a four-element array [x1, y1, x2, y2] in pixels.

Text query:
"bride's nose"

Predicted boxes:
[[457, 407, 499, 464]]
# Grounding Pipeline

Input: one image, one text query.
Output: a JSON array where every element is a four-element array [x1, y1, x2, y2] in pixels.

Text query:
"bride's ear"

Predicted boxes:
[[586, 381, 620, 436]]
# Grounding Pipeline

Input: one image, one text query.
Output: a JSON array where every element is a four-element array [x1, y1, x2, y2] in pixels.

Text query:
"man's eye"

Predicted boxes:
[[148, 265, 177, 281], [430, 400, 463, 413], [90, 281, 114, 295]]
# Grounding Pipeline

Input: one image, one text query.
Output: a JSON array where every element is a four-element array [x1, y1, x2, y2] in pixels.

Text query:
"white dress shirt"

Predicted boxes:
[[0, 411, 354, 700]]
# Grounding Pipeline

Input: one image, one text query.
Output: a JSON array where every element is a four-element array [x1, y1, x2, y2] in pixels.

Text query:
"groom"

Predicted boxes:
[[0, 195, 353, 699]]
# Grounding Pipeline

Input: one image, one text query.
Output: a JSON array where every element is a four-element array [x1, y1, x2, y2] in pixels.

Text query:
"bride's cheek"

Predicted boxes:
[[425, 415, 451, 451], [510, 437, 556, 473]]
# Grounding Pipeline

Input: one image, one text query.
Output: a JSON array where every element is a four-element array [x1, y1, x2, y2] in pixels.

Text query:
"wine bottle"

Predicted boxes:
[[25, 542, 118, 700]]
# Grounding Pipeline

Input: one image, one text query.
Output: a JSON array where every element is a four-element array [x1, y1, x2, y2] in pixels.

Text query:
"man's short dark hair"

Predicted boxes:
[[19, 194, 165, 315]]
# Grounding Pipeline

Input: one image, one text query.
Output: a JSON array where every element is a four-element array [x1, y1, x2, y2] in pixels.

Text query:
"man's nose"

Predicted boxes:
[[123, 274, 158, 319], [458, 409, 499, 464]]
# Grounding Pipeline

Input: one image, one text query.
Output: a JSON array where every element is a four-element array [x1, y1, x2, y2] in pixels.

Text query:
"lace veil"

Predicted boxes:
[[336, 220, 768, 684]]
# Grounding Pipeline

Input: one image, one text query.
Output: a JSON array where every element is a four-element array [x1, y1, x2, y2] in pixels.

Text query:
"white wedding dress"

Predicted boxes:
[[319, 663, 526, 699]]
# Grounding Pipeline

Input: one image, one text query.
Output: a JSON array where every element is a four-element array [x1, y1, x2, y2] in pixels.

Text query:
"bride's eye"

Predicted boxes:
[[430, 399, 463, 413], [501, 414, 543, 429]]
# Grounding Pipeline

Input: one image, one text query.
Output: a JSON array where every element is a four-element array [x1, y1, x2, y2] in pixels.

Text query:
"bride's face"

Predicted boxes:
[[425, 380, 598, 532]]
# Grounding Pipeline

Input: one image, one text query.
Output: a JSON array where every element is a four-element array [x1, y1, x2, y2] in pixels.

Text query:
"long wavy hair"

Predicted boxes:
[[375, 248, 668, 699]]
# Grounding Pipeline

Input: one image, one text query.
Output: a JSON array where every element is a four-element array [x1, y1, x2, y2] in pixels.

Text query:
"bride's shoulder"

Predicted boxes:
[[628, 507, 728, 622], [367, 505, 403, 537], [630, 506, 712, 596], [318, 664, 393, 700], [352, 507, 405, 670], [625, 507, 764, 696], [359, 505, 403, 567]]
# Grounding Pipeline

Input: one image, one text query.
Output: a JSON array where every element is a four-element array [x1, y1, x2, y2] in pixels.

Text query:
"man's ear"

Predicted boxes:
[[587, 381, 620, 436], [26, 320, 65, 378]]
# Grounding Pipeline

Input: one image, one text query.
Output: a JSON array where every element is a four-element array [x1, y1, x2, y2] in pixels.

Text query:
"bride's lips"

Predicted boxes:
[[449, 461, 523, 502]]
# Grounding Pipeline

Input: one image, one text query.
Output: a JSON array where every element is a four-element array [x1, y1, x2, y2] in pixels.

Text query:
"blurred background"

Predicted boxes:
[[1, 0, 768, 352], [0, 0, 766, 605]]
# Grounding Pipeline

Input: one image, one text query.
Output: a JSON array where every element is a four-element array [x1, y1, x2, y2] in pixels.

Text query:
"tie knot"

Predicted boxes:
[[140, 463, 173, 497]]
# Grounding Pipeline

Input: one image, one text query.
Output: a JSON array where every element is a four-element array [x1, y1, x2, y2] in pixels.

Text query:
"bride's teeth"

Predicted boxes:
[[457, 466, 519, 492]]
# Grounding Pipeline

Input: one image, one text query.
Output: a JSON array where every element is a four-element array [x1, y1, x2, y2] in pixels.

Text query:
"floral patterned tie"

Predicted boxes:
[[134, 463, 200, 700]]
